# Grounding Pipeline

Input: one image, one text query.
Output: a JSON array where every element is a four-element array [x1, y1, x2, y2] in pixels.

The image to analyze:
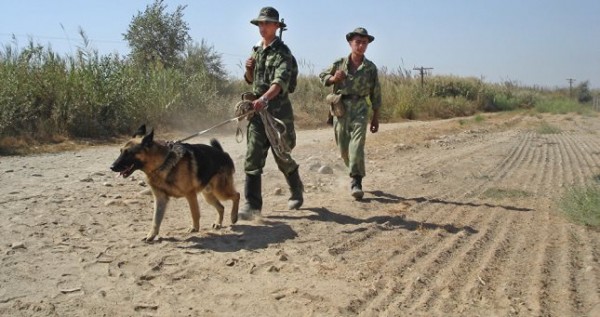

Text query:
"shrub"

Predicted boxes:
[[536, 121, 562, 134], [0, 38, 593, 145], [559, 185, 600, 228], [535, 98, 581, 114]]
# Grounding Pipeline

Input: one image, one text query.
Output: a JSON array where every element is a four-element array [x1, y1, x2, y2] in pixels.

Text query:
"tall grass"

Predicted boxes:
[[0, 39, 596, 146], [0, 39, 228, 140]]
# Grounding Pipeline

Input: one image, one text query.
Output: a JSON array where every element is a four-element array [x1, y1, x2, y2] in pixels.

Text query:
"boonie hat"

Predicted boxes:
[[346, 27, 375, 43], [250, 7, 287, 28]]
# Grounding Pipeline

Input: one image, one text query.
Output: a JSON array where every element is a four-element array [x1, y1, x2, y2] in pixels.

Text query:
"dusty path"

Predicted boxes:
[[1, 113, 599, 316]]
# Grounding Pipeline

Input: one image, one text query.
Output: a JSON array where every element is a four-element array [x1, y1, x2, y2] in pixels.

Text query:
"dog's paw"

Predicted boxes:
[[212, 223, 222, 230], [143, 230, 158, 243], [143, 235, 156, 243], [187, 227, 199, 233]]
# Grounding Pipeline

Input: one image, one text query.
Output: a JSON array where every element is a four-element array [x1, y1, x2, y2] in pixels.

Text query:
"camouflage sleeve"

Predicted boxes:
[[319, 58, 344, 87], [270, 50, 291, 94], [370, 65, 382, 110]]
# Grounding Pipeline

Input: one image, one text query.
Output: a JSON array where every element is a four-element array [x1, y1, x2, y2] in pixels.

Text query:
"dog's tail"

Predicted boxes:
[[209, 138, 224, 152]]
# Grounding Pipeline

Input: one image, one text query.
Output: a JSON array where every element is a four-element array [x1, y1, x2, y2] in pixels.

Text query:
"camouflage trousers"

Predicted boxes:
[[245, 113, 299, 176], [333, 99, 369, 177]]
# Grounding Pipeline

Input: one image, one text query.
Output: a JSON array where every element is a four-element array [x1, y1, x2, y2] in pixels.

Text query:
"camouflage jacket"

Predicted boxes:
[[319, 55, 382, 110], [245, 37, 294, 120]]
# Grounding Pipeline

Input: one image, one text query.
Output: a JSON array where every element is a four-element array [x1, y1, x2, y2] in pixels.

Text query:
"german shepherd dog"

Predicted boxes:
[[110, 125, 240, 242]]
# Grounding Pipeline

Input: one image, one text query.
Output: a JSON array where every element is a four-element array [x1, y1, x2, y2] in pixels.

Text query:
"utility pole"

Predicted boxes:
[[413, 66, 433, 88], [566, 78, 576, 97]]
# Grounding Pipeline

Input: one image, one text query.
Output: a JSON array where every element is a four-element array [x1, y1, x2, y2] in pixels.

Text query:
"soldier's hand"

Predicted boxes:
[[252, 98, 266, 111], [331, 70, 346, 84], [245, 57, 256, 72], [370, 117, 379, 133]]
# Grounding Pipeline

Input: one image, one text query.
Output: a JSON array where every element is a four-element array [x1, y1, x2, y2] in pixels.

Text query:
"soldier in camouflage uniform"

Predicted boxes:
[[319, 27, 381, 200], [239, 7, 304, 220]]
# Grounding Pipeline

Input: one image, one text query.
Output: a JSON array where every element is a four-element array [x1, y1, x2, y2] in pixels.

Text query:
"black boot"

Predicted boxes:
[[350, 175, 364, 200], [285, 168, 304, 210], [239, 174, 262, 220]]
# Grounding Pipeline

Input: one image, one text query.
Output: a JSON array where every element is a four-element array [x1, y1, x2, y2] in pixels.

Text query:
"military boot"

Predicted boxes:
[[350, 175, 364, 200], [285, 168, 304, 210], [239, 174, 262, 220]]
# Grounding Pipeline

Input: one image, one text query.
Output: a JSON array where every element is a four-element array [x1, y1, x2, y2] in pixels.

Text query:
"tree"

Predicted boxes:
[[183, 40, 227, 84], [123, 0, 190, 69], [576, 81, 592, 103]]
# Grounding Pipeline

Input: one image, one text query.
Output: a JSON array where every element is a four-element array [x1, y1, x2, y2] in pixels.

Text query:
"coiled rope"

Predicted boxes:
[[235, 100, 291, 163], [177, 99, 291, 162]]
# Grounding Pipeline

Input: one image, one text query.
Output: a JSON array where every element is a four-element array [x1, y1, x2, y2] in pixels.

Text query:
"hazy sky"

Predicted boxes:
[[2, 0, 599, 88]]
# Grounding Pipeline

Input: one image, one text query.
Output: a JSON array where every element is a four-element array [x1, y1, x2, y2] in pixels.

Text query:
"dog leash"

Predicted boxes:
[[177, 112, 251, 143], [176, 104, 291, 162]]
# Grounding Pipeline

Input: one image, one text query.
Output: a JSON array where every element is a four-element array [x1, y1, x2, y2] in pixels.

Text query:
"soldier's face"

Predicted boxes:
[[257, 21, 279, 39], [349, 36, 370, 56]]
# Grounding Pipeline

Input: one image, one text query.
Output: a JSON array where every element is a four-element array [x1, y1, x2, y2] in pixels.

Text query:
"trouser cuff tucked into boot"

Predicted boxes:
[[350, 175, 364, 200], [239, 174, 262, 220], [285, 168, 304, 210]]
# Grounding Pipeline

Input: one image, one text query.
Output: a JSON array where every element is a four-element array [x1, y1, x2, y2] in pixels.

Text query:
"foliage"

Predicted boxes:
[[1, 24, 597, 145], [123, 0, 190, 69], [576, 80, 593, 103], [0, 36, 229, 140], [559, 185, 600, 228], [536, 121, 562, 134], [534, 98, 582, 114]]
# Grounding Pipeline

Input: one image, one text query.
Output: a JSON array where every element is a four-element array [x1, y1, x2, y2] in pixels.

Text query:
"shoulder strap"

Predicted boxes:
[[332, 57, 348, 93]]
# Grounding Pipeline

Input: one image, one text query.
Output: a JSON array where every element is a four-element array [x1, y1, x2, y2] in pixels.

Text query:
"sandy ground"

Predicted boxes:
[[1, 112, 599, 317]]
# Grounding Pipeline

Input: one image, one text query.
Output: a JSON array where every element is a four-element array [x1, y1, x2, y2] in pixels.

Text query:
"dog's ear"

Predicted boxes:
[[141, 129, 154, 147], [133, 124, 146, 138]]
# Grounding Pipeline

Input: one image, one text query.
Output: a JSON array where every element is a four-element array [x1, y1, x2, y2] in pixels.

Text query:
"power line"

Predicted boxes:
[[566, 78, 576, 97], [413, 66, 433, 88]]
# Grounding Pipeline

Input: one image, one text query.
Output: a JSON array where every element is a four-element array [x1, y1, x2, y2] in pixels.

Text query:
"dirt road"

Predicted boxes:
[[1, 113, 599, 316]]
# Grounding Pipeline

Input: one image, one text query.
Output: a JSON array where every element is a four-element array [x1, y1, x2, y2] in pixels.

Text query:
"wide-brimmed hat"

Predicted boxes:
[[345, 27, 375, 43], [250, 7, 287, 28]]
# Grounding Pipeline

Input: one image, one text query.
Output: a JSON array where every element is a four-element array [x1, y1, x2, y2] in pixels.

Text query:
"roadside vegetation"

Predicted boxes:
[[559, 184, 600, 229], [1, 0, 598, 150]]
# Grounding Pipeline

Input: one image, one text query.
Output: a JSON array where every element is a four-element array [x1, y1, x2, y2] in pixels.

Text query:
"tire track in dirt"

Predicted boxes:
[[563, 132, 600, 184], [529, 130, 600, 316], [405, 208, 519, 314], [484, 131, 533, 185], [512, 132, 564, 315], [538, 134, 557, 194], [542, 132, 600, 315], [450, 128, 600, 316], [443, 131, 568, 315], [405, 132, 545, 314], [560, 131, 587, 187], [515, 131, 600, 317], [568, 227, 600, 316], [389, 132, 541, 313], [348, 130, 537, 315], [537, 221, 580, 316], [375, 126, 600, 316], [579, 230, 600, 309], [511, 131, 578, 316]]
